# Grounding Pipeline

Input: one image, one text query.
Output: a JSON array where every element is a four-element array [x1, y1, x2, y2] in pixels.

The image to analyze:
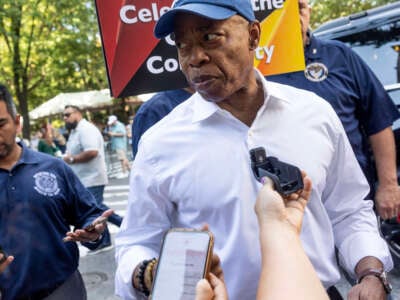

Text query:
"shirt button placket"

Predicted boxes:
[[247, 129, 256, 150], [9, 172, 16, 191]]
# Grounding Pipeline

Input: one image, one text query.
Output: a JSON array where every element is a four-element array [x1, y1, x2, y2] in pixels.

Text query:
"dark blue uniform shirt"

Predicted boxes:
[[268, 35, 400, 188], [132, 89, 192, 158], [0, 143, 103, 300]]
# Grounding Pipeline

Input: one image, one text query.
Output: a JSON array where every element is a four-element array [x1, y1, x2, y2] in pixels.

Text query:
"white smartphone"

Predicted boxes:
[[150, 228, 214, 300]]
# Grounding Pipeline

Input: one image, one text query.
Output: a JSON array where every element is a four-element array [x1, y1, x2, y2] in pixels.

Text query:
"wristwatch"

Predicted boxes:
[[357, 268, 392, 294], [68, 156, 74, 164]]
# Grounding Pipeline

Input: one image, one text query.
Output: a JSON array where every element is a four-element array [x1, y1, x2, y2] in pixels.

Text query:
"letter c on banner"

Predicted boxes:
[[147, 56, 164, 74], [147, 56, 180, 74], [120, 5, 137, 24]]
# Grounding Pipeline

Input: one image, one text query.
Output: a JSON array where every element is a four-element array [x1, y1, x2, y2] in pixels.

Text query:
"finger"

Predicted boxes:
[[0, 256, 14, 273], [377, 206, 387, 220], [303, 175, 312, 191], [195, 279, 213, 300], [101, 209, 114, 218], [260, 176, 274, 189], [85, 215, 109, 232], [63, 236, 72, 242], [284, 177, 309, 202], [93, 221, 108, 234], [300, 175, 312, 200], [381, 209, 390, 221], [208, 273, 228, 299], [285, 190, 302, 201], [67, 230, 98, 242], [210, 254, 224, 280], [208, 273, 222, 287], [200, 224, 209, 231], [76, 230, 99, 241]]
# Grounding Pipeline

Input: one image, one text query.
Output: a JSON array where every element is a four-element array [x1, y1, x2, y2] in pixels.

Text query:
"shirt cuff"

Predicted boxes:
[[115, 245, 158, 299], [338, 232, 393, 278]]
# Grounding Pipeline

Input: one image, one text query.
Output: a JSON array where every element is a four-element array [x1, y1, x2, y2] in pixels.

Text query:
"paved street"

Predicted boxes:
[[79, 177, 127, 300], [78, 176, 400, 299]]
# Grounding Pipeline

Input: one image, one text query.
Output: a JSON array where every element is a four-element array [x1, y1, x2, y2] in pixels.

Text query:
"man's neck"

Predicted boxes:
[[0, 143, 22, 170]]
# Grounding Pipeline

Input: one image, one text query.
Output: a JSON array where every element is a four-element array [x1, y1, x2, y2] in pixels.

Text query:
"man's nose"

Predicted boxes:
[[188, 45, 209, 68]]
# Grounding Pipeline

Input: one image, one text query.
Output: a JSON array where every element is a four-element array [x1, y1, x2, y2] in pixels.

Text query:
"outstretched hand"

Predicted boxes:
[[255, 171, 312, 234], [63, 209, 114, 243]]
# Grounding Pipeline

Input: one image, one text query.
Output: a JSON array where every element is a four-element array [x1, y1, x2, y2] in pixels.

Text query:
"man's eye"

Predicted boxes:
[[176, 41, 187, 49], [204, 33, 218, 41]]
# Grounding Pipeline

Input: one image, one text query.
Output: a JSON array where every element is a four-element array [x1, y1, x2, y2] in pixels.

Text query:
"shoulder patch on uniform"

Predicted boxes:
[[33, 171, 60, 196], [304, 62, 328, 82]]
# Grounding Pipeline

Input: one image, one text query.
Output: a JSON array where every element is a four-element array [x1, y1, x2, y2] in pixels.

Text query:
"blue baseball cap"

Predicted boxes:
[[154, 0, 256, 38]]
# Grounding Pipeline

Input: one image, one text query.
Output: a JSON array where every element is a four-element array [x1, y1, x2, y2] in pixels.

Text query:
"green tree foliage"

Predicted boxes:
[[0, 0, 106, 138], [310, 0, 398, 28]]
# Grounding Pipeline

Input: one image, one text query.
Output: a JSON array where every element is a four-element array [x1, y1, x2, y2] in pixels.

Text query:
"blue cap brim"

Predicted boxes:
[[154, 3, 236, 38]]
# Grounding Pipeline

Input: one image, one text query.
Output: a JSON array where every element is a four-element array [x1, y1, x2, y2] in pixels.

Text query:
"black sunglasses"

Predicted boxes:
[[63, 112, 72, 117]]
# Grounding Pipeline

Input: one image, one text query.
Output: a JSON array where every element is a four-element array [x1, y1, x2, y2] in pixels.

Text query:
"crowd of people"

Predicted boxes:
[[1, 0, 400, 299]]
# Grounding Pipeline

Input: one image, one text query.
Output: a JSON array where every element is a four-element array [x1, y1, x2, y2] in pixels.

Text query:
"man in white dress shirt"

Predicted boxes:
[[115, 0, 393, 299]]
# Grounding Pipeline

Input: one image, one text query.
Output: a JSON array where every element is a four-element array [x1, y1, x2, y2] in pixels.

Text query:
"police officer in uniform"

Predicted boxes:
[[268, 0, 400, 221], [0, 83, 112, 300]]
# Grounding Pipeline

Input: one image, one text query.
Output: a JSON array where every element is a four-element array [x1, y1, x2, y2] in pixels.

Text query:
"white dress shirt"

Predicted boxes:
[[115, 70, 393, 300]]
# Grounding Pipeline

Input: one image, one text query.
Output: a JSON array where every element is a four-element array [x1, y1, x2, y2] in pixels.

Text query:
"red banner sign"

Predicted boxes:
[[95, 0, 304, 97]]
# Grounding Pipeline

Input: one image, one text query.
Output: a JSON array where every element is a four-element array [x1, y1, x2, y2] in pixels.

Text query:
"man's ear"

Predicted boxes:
[[15, 115, 22, 134], [248, 21, 261, 50]]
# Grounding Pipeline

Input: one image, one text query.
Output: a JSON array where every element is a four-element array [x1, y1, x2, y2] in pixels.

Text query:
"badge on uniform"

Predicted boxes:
[[304, 62, 328, 82], [33, 171, 60, 197]]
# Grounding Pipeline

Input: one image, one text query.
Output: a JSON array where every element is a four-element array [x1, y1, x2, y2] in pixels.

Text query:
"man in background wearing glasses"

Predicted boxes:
[[63, 105, 123, 251]]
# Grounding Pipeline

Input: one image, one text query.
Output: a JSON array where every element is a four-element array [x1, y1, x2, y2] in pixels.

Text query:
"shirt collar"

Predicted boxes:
[[16, 141, 40, 165], [191, 93, 220, 123], [70, 118, 85, 133], [191, 69, 274, 123]]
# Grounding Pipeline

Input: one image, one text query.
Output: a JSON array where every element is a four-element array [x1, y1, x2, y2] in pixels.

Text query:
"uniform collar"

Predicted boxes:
[[191, 69, 273, 123], [16, 141, 41, 165]]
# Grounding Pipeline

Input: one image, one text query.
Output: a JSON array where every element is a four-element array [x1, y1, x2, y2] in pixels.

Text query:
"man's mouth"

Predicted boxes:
[[191, 75, 215, 89]]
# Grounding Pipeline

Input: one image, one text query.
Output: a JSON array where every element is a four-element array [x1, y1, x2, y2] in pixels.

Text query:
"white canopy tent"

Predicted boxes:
[[29, 89, 113, 120]]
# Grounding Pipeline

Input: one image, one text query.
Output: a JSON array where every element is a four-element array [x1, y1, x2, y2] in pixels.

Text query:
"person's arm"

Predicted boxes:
[[321, 109, 393, 297], [255, 176, 328, 300], [347, 44, 400, 219], [195, 175, 328, 300], [64, 124, 103, 164], [369, 126, 400, 219], [115, 143, 174, 299], [108, 131, 124, 137], [63, 150, 98, 164]]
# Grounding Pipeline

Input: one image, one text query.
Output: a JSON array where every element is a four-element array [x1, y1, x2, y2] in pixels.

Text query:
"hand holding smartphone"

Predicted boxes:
[[62, 216, 108, 242], [83, 216, 108, 232], [150, 228, 214, 300]]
